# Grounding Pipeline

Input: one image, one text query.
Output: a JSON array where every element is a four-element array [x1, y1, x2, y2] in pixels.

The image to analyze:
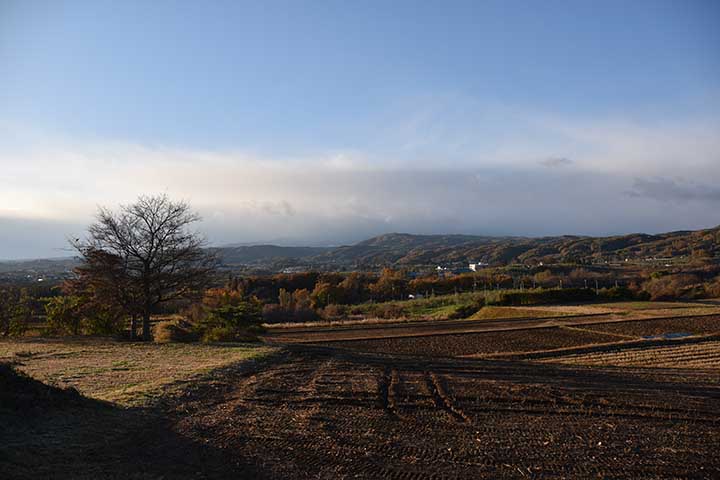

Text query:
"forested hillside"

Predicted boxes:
[[309, 227, 720, 267]]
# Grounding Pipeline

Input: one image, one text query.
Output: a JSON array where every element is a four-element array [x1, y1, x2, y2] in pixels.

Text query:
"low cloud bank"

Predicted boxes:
[[1, 107, 719, 258]]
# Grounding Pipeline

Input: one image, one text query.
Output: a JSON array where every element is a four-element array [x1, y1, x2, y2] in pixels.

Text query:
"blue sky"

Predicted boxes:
[[1, 0, 719, 258]]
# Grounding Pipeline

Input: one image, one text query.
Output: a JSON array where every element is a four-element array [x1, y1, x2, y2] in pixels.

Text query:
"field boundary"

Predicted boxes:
[[484, 333, 720, 362], [264, 311, 611, 334], [267, 313, 720, 344]]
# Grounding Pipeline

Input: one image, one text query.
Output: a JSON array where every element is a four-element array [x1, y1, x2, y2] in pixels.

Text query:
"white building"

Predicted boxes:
[[469, 262, 488, 272]]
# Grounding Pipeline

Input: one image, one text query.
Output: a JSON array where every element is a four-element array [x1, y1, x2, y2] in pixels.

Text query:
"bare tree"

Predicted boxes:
[[73, 195, 217, 340]]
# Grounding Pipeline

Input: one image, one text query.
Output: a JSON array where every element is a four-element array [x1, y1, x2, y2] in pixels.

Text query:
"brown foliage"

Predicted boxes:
[[642, 274, 701, 300], [153, 319, 198, 343]]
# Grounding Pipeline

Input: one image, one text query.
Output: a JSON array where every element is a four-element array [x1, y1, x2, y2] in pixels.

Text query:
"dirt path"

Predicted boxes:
[[166, 346, 720, 479]]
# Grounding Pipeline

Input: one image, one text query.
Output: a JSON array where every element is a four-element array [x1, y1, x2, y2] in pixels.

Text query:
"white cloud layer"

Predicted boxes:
[[1, 108, 719, 259]]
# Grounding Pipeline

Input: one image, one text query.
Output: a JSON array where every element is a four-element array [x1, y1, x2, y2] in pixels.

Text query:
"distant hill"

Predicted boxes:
[[0, 257, 80, 274], [4, 226, 719, 278], [0, 257, 80, 284], [309, 227, 720, 267], [215, 245, 332, 265]]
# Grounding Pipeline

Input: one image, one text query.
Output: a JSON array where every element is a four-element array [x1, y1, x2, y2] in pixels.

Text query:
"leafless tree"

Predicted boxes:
[[72, 194, 217, 340]]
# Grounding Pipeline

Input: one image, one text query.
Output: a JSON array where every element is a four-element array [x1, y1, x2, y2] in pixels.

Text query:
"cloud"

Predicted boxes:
[[1, 103, 720, 258], [257, 200, 296, 217], [627, 177, 720, 203], [539, 157, 573, 168]]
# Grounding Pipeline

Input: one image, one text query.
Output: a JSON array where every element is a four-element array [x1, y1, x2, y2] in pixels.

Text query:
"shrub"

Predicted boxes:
[[321, 304, 348, 320], [262, 303, 285, 324], [45, 296, 83, 335], [154, 319, 198, 343], [293, 307, 319, 323], [597, 286, 636, 301], [261, 302, 320, 324], [376, 303, 407, 319], [197, 299, 264, 342], [448, 303, 482, 319], [201, 326, 239, 343], [84, 309, 125, 335], [45, 295, 125, 336], [641, 274, 701, 300], [181, 302, 206, 324], [489, 288, 597, 306], [200, 326, 260, 343], [1, 288, 33, 337], [704, 276, 720, 298]]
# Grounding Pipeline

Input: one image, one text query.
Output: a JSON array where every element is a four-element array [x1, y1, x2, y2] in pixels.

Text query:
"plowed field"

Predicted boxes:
[[167, 347, 720, 479], [5, 310, 720, 479]]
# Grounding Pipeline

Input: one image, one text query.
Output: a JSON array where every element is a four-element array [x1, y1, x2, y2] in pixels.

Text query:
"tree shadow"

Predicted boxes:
[[0, 363, 260, 479]]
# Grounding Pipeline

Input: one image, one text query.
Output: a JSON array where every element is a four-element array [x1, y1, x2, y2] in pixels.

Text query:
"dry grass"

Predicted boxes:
[[262, 314, 483, 330], [626, 306, 720, 318], [512, 304, 619, 315], [0, 337, 276, 406], [590, 300, 710, 310], [467, 306, 574, 320], [153, 319, 198, 343], [517, 301, 716, 316], [265, 316, 419, 329], [538, 339, 720, 369]]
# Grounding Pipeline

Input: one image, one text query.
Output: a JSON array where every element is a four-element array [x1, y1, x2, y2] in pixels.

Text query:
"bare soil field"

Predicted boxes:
[[326, 326, 624, 357], [140, 348, 720, 478], [580, 315, 720, 338]]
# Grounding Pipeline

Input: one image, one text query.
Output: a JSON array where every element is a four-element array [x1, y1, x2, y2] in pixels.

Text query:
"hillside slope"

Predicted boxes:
[[216, 245, 332, 265], [4, 227, 718, 274], [308, 227, 720, 267]]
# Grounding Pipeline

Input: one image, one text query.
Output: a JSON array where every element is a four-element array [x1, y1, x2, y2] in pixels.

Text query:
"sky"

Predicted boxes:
[[1, 0, 719, 259]]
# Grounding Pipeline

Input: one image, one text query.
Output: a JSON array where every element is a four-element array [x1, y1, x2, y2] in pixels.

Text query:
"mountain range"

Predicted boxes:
[[217, 226, 720, 268], [3, 226, 718, 278]]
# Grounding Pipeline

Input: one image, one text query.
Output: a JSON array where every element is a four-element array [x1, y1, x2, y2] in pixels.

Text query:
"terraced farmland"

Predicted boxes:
[[534, 337, 720, 369], [329, 326, 622, 357], [580, 315, 720, 338]]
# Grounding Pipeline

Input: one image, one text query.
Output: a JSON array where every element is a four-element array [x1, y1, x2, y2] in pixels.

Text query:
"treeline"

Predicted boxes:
[[3, 264, 720, 338], [0, 284, 59, 337], [3, 195, 719, 340], [227, 264, 720, 307]]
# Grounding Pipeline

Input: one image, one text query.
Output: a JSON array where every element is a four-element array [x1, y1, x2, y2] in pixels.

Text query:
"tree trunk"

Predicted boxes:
[[130, 315, 137, 340], [142, 311, 151, 341]]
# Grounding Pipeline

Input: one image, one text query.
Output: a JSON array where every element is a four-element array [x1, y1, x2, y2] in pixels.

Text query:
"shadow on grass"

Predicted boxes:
[[0, 363, 258, 479]]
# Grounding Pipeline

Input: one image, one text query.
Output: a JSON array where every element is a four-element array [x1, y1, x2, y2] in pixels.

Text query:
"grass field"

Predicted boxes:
[[467, 305, 575, 320], [0, 338, 275, 406]]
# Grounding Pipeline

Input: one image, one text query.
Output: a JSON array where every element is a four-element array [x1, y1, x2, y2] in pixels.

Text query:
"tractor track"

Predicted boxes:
[[166, 346, 720, 479]]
